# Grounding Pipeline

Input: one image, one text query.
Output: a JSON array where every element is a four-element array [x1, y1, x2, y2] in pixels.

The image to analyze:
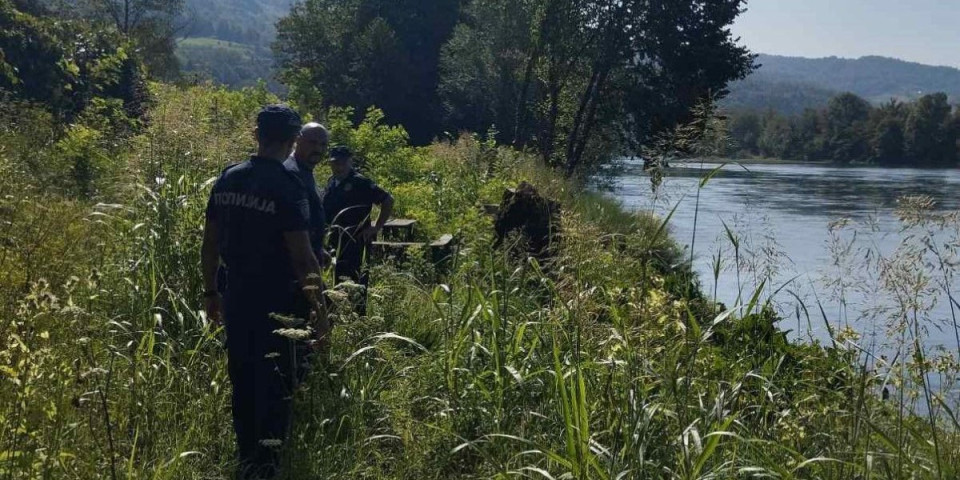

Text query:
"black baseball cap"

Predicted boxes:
[[328, 145, 353, 162], [256, 104, 302, 143]]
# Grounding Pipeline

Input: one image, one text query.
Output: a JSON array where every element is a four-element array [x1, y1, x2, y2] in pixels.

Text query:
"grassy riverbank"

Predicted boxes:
[[1, 84, 958, 479]]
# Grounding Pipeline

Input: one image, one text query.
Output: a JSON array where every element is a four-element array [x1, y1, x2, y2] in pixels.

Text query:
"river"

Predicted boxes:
[[606, 159, 960, 357]]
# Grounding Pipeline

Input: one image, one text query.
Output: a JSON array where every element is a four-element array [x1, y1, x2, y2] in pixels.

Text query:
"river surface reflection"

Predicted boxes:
[[606, 160, 960, 358]]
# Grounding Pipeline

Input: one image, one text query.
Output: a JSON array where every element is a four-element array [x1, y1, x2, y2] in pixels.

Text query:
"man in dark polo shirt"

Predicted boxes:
[[322, 146, 394, 315], [284, 122, 331, 265], [200, 105, 328, 479]]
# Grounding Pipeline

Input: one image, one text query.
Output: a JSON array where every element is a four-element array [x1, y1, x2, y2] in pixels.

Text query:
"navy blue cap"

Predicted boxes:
[[328, 145, 353, 161], [256, 104, 302, 142]]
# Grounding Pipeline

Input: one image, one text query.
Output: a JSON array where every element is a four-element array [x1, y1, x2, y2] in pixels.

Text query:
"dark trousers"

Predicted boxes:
[[224, 284, 310, 479], [332, 236, 370, 316]]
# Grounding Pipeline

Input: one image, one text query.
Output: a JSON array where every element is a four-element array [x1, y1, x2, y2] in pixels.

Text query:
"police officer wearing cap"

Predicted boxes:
[[200, 105, 329, 479], [322, 145, 394, 315]]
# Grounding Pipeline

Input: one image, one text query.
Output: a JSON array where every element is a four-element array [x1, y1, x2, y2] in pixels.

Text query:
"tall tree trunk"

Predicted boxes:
[[541, 61, 562, 166], [514, 42, 541, 149], [564, 67, 600, 175], [515, 0, 554, 149], [568, 68, 609, 176]]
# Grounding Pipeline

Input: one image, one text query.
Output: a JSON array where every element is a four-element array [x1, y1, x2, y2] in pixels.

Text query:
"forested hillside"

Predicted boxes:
[[725, 54, 960, 112], [755, 54, 960, 102], [177, 0, 291, 87], [182, 0, 291, 44], [723, 71, 838, 114]]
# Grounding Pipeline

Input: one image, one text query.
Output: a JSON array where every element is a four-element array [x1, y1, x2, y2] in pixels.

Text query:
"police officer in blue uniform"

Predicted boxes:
[[200, 105, 328, 479], [322, 146, 394, 315], [284, 122, 332, 266]]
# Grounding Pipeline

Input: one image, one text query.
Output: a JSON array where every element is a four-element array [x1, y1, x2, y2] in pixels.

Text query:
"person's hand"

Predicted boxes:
[[205, 294, 223, 326], [360, 225, 380, 243]]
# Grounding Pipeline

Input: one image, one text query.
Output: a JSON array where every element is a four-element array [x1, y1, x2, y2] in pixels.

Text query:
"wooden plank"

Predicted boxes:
[[430, 234, 454, 247], [383, 219, 417, 228], [382, 219, 417, 241], [372, 241, 425, 248]]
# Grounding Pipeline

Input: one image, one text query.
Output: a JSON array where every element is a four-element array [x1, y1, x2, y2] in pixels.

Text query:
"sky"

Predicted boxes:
[[732, 0, 960, 68]]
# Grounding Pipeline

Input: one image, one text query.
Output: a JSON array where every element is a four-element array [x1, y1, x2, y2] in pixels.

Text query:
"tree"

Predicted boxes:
[[757, 112, 793, 159], [275, 0, 463, 144], [76, 0, 184, 79], [871, 118, 905, 165], [0, 0, 147, 118], [794, 108, 826, 161], [438, 0, 537, 142], [439, 0, 753, 175], [869, 100, 907, 165], [905, 93, 956, 167], [823, 92, 871, 163], [622, 1, 754, 153], [728, 111, 761, 155]]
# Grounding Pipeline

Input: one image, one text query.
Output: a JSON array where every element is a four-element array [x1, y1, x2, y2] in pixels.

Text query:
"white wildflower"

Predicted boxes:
[[259, 439, 282, 448], [273, 328, 312, 340], [337, 280, 365, 293], [269, 313, 306, 327], [325, 289, 349, 303], [264, 352, 280, 359]]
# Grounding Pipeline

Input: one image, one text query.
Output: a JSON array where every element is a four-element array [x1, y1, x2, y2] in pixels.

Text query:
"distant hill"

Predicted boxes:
[[723, 71, 838, 114], [181, 0, 292, 46], [177, 0, 292, 87], [724, 54, 960, 114], [176, 38, 277, 89]]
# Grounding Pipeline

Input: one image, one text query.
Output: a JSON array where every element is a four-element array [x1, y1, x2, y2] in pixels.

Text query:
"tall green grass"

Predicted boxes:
[[0, 84, 957, 479]]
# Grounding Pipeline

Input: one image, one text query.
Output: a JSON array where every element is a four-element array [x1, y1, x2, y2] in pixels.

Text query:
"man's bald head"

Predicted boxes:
[[294, 122, 330, 169], [301, 122, 328, 136]]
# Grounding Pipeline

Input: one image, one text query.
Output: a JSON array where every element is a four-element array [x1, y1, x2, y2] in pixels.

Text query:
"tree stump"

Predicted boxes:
[[493, 182, 561, 263]]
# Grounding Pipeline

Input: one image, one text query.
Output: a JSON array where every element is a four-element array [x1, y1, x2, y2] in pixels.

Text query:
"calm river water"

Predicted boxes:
[[606, 159, 960, 355]]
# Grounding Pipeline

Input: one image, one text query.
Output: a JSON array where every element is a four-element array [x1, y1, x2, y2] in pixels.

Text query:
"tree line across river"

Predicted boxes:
[[722, 92, 960, 167]]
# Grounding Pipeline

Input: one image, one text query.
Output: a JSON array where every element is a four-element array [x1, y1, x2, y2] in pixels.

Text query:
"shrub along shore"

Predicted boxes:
[[1, 84, 958, 479]]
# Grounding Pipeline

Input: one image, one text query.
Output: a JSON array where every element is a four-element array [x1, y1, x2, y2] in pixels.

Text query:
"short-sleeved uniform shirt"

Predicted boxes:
[[206, 156, 310, 293], [283, 157, 326, 258], [321, 169, 389, 237]]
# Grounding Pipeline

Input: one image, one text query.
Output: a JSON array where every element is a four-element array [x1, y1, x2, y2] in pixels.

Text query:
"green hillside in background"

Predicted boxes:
[[725, 54, 960, 113], [177, 0, 291, 86], [176, 37, 276, 88], [754, 54, 960, 102], [723, 71, 839, 114]]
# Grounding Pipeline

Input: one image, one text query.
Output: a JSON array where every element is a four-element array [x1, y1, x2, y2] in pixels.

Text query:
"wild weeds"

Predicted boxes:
[[1, 85, 957, 479]]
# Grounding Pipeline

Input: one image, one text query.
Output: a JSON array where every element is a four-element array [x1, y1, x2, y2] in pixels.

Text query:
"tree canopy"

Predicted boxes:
[[0, 0, 148, 119], [275, 0, 754, 174], [274, 0, 463, 145]]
